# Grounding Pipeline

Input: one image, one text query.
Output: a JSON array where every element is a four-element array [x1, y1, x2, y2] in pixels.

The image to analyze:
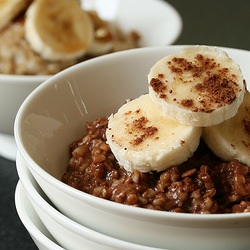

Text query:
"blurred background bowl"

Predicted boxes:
[[14, 46, 250, 250], [0, 74, 49, 135], [0, 75, 49, 160]]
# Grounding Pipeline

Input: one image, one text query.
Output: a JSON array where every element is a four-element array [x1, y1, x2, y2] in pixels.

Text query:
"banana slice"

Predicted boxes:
[[148, 45, 245, 127], [0, 0, 31, 30], [25, 0, 94, 61], [106, 94, 202, 173], [203, 91, 250, 166]]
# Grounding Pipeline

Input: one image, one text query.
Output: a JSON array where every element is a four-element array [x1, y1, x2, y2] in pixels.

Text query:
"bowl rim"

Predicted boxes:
[[0, 73, 50, 82], [15, 45, 250, 222]]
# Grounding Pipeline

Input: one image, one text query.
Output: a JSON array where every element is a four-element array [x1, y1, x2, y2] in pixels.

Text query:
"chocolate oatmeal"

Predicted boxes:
[[62, 117, 250, 214]]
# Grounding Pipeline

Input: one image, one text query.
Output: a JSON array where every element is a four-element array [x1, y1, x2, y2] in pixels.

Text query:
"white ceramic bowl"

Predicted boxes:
[[15, 46, 250, 250], [15, 181, 64, 250], [0, 74, 49, 135], [16, 152, 163, 250], [83, 0, 182, 47], [0, 0, 181, 161], [0, 75, 49, 160]]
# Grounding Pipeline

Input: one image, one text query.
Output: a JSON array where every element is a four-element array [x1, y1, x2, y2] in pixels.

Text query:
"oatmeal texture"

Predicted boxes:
[[62, 117, 250, 214], [0, 19, 77, 75], [0, 16, 140, 75]]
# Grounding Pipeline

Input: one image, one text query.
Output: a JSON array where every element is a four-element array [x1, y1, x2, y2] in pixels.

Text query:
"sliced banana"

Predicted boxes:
[[203, 91, 250, 166], [106, 94, 202, 173], [0, 0, 31, 30], [148, 45, 245, 127], [25, 0, 94, 61]]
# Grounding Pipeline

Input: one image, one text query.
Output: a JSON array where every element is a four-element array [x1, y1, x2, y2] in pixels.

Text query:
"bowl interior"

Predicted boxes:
[[15, 46, 250, 180], [14, 46, 177, 178], [115, 0, 182, 46]]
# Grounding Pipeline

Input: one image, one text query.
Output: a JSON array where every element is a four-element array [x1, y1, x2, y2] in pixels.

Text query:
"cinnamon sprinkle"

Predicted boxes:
[[149, 78, 167, 98], [181, 99, 193, 108], [243, 119, 250, 135], [128, 116, 158, 146], [167, 53, 240, 112]]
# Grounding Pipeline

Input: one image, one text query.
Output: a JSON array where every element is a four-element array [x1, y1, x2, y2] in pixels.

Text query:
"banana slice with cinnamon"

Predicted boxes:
[[25, 0, 94, 61], [203, 91, 250, 166], [106, 94, 202, 173], [148, 46, 245, 127]]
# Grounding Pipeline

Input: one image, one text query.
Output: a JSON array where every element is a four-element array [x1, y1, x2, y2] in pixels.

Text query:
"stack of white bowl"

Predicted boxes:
[[15, 151, 162, 250], [14, 46, 250, 250]]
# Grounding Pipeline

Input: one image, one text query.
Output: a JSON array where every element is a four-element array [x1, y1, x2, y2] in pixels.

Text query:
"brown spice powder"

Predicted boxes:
[[167, 54, 239, 112], [181, 99, 193, 108], [243, 119, 250, 135], [129, 116, 158, 146], [195, 74, 237, 105], [149, 78, 167, 96]]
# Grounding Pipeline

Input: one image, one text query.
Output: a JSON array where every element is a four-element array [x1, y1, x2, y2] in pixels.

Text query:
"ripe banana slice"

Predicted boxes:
[[148, 45, 245, 127], [25, 0, 94, 61], [203, 91, 250, 166], [0, 0, 31, 30], [106, 94, 202, 173]]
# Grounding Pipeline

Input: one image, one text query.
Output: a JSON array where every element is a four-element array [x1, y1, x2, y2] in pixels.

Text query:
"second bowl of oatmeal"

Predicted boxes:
[[15, 46, 250, 250]]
